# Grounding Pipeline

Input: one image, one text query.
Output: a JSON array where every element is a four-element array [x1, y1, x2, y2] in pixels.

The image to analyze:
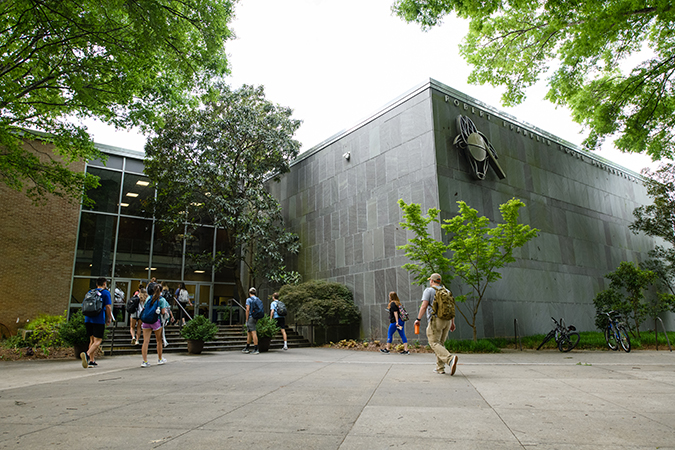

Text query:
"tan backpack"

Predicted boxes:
[[432, 286, 455, 320]]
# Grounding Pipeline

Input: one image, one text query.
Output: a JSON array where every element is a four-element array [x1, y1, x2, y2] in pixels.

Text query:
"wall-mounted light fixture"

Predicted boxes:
[[343, 152, 351, 161]]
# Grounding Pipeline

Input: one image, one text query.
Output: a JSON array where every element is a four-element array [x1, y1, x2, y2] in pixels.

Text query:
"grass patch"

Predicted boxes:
[[452, 330, 675, 352], [444, 338, 501, 353]]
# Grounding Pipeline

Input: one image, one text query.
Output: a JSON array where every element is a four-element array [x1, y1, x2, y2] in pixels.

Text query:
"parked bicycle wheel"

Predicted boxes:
[[618, 326, 631, 352], [558, 331, 580, 352], [537, 330, 556, 350], [604, 325, 619, 351]]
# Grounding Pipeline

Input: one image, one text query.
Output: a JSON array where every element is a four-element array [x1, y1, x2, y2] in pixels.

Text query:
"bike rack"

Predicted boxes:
[[656, 317, 673, 352], [514, 318, 523, 351]]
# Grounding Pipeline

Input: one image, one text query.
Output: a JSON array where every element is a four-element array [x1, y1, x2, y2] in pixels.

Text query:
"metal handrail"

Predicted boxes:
[[175, 300, 193, 322], [656, 317, 672, 352], [229, 299, 246, 325], [514, 318, 522, 351]]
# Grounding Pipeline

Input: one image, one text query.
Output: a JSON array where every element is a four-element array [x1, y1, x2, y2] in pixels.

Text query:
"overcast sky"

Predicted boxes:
[[87, 0, 657, 172]]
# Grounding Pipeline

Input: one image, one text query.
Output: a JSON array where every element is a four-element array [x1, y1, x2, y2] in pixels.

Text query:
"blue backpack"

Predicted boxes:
[[251, 297, 265, 320], [140, 297, 160, 324]]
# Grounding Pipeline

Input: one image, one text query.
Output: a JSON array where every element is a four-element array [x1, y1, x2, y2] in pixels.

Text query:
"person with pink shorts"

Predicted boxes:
[[141, 282, 168, 368]]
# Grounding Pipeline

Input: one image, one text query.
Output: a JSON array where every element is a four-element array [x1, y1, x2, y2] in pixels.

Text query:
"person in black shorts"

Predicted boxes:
[[81, 277, 112, 368], [270, 292, 288, 351]]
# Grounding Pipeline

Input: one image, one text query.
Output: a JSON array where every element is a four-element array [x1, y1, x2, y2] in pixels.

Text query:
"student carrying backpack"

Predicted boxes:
[[82, 289, 103, 317]]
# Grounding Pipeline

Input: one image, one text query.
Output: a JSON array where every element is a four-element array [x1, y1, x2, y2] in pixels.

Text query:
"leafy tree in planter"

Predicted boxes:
[[145, 84, 301, 301], [398, 198, 538, 341], [1, 0, 235, 204]]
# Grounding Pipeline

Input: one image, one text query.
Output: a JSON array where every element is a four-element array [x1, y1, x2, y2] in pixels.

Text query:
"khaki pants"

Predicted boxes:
[[426, 316, 453, 372]]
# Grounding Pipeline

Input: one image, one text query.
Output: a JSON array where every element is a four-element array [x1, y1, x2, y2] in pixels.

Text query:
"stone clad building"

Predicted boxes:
[[269, 78, 661, 341]]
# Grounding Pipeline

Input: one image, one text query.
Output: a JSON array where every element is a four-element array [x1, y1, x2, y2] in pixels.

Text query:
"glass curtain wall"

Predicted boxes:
[[70, 154, 238, 321]]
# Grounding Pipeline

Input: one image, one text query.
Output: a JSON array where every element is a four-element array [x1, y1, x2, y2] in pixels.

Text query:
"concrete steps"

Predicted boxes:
[[103, 324, 311, 355]]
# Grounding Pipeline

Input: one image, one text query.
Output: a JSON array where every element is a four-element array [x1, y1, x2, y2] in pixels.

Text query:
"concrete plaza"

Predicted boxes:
[[1, 347, 674, 449]]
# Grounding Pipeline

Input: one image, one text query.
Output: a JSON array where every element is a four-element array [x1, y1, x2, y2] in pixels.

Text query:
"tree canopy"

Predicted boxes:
[[144, 83, 302, 301], [1, 0, 235, 204], [392, 0, 675, 160]]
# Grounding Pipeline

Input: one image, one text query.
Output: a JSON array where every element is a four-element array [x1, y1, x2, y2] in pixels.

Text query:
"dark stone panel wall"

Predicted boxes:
[[270, 88, 439, 341], [431, 86, 656, 339]]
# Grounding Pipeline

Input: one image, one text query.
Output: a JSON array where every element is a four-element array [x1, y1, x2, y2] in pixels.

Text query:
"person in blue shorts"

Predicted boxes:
[[270, 292, 288, 351], [81, 277, 112, 368]]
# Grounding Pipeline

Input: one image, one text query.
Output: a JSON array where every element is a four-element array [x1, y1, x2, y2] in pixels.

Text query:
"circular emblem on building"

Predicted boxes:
[[453, 115, 506, 180]]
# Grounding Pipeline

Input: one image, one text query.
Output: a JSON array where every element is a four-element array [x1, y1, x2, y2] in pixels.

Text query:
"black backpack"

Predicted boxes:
[[126, 295, 141, 314], [82, 289, 103, 317], [275, 300, 288, 317]]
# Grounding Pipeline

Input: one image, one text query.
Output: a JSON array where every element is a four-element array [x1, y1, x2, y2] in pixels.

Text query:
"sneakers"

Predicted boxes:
[[379, 348, 390, 354], [131, 338, 136, 345], [252, 347, 259, 355], [135, 339, 141, 346], [433, 368, 445, 374], [399, 350, 410, 355], [448, 355, 458, 376], [163, 341, 169, 347], [141, 361, 150, 368], [241, 347, 251, 354], [283, 346, 288, 351], [80, 352, 89, 369], [157, 358, 167, 365], [88, 361, 98, 367]]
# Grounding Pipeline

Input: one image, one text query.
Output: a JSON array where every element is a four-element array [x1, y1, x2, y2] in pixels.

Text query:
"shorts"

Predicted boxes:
[[142, 319, 162, 331], [85, 322, 105, 339], [275, 316, 286, 329], [130, 310, 142, 320], [246, 316, 258, 332]]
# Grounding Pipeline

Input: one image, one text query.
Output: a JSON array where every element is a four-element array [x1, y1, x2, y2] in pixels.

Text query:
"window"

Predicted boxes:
[[114, 217, 152, 278], [74, 212, 117, 276], [83, 167, 122, 214]]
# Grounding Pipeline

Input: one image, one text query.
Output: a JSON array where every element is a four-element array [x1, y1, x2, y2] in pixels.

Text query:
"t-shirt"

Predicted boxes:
[[422, 286, 445, 321], [388, 302, 400, 324], [158, 298, 171, 314], [84, 288, 112, 325], [246, 296, 262, 319], [271, 300, 281, 319]]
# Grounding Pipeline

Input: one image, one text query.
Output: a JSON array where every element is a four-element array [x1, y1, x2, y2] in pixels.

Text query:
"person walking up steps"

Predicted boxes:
[[414, 273, 458, 375], [380, 291, 409, 355], [270, 292, 288, 350]]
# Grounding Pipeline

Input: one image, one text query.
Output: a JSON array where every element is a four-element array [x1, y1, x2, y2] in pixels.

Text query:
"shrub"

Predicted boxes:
[[2, 335, 28, 349], [279, 280, 361, 327], [181, 315, 218, 341], [24, 313, 66, 348], [25, 313, 65, 331], [58, 311, 91, 347]]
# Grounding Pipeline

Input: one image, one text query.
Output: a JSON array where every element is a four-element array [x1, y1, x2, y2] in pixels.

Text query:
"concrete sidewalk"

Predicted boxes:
[[1, 348, 674, 449]]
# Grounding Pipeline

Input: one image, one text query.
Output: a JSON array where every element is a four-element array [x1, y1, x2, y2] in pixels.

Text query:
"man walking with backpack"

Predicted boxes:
[[80, 277, 112, 369], [413, 273, 458, 375], [242, 287, 264, 354]]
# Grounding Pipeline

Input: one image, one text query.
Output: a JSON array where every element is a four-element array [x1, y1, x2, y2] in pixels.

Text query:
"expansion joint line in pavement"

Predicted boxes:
[[337, 363, 393, 449], [463, 374, 527, 450], [151, 361, 333, 448]]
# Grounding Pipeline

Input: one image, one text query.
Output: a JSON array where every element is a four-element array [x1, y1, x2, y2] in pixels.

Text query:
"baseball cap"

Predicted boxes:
[[428, 273, 442, 282]]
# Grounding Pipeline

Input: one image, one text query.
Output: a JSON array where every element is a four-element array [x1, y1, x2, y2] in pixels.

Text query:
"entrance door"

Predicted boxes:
[[111, 279, 131, 325], [184, 283, 213, 321]]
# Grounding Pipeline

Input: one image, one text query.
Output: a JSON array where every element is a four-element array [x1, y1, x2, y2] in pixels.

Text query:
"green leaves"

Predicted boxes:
[[397, 200, 451, 286], [398, 197, 538, 340], [392, 0, 675, 160], [145, 83, 302, 299], [1, 0, 235, 202]]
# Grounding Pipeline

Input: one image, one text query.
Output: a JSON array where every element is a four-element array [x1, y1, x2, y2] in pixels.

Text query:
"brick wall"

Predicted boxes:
[[0, 139, 82, 335]]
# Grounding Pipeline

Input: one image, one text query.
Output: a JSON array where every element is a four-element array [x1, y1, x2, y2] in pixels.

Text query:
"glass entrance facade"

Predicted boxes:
[[69, 150, 238, 323]]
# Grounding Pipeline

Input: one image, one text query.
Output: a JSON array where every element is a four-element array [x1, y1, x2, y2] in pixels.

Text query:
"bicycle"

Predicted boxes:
[[537, 317, 580, 352], [602, 310, 631, 352]]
